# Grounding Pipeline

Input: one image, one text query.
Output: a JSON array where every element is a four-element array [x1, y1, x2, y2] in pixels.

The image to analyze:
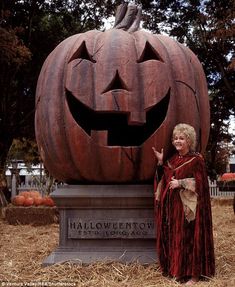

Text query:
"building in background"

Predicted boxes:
[[5, 161, 45, 189], [229, 155, 235, 172]]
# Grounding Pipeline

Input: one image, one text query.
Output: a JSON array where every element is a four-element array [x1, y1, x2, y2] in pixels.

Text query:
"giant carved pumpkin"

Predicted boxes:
[[35, 4, 210, 183]]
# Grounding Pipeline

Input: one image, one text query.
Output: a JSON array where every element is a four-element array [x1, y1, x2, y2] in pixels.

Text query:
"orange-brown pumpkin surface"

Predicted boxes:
[[220, 173, 235, 182], [34, 196, 43, 206], [19, 191, 31, 198], [35, 4, 210, 183], [19, 191, 40, 199], [11, 195, 25, 206], [42, 196, 55, 207], [24, 197, 34, 206]]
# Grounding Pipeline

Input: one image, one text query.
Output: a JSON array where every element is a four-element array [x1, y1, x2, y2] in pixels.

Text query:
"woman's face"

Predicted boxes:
[[172, 132, 190, 155]]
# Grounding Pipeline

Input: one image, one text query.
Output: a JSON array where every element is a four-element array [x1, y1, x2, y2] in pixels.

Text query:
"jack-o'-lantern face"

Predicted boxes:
[[35, 26, 210, 183], [65, 29, 171, 147]]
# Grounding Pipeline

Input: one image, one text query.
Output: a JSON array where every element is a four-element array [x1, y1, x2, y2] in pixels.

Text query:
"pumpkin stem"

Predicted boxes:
[[113, 3, 142, 32]]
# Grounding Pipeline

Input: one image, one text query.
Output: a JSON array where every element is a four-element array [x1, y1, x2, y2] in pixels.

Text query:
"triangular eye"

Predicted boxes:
[[137, 41, 164, 63], [69, 41, 96, 63]]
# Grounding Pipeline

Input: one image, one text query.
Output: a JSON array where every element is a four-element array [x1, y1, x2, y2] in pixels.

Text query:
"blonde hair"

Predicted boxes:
[[172, 123, 197, 151]]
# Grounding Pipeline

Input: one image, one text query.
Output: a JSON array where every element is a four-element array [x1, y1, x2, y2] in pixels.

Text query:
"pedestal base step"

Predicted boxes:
[[43, 248, 157, 266]]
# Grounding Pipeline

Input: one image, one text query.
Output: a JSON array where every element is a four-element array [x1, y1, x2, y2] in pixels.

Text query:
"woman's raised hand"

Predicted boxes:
[[152, 147, 164, 165]]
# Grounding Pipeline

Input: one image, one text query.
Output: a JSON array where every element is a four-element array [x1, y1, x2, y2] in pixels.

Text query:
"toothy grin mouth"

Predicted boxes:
[[66, 89, 170, 146]]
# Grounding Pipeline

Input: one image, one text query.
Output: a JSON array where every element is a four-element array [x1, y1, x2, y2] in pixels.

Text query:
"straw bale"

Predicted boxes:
[[3, 204, 59, 225], [0, 200, 234, 286]]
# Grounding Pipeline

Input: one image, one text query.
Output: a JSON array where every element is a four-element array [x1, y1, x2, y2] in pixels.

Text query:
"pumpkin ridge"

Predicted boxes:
[[41, 36, 80, 180], [62, 37, 89, 180], [176, 42, 207, 152]]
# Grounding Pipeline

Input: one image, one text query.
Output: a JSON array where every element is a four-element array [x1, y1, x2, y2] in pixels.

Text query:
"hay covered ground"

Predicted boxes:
[[0, 198, 234, 287]]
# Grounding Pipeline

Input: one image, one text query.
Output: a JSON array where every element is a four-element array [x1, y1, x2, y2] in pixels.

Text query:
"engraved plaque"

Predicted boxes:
[[68, 218, 155, 239]]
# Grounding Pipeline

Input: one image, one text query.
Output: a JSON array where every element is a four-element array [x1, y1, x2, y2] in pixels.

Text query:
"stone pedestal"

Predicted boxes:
[[43, 184, 157, 265]]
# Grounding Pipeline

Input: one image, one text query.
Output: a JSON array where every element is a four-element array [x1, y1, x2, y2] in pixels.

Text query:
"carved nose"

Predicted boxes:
[[102, 70, 128, 93]]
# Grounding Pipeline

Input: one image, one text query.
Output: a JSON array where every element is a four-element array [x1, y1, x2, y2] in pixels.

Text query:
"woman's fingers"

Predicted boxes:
[[152, 147, 163, 155], [169, 178, 179, 190]]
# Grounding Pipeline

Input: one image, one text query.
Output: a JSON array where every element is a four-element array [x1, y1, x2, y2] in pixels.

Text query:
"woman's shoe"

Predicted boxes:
[[185, 278, 199, 285]]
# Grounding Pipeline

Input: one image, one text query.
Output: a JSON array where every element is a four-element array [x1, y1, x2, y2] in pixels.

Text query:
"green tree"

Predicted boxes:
[[0, 27, 31, 176], [0, 26, 31, 205], [7, 138, 40, 165]]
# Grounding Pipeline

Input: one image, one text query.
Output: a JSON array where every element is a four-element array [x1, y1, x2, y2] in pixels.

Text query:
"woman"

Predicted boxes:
[[152, 123, 215, 285]]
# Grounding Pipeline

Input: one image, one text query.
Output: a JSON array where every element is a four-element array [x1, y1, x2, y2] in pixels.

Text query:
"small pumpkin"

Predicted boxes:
[[34, 196, 43, 206], [35, 3, 210, 183], [19, 191, 31, 198], [11, 195, 25, 206], [29, 190, 41, 198], [24, 197, 34, 206], [42, 196, 55, 207], [19, 190, 40, 199], [220, 173, 235, 182]]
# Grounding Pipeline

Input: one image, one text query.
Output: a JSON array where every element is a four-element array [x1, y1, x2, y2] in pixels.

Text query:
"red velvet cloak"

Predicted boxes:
[[154, 152, 215, 279]]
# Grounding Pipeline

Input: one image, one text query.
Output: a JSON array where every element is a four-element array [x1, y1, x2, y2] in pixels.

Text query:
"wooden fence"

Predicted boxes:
[[17, 182, 60, 196], [208, 179, 234, 197]]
